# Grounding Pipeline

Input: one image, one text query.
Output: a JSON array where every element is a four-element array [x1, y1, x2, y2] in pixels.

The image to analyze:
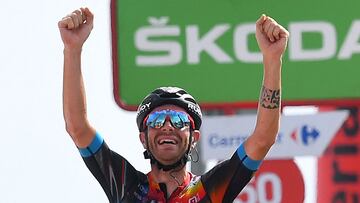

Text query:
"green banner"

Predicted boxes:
[[111, 0, 360, 110]]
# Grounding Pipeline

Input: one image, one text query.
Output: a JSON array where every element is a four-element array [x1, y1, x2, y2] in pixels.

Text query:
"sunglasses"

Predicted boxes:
[[144, 109, 195, 130]]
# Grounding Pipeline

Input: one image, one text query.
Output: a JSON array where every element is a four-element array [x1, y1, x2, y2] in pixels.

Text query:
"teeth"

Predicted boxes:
[[159, 139, 176, 144]]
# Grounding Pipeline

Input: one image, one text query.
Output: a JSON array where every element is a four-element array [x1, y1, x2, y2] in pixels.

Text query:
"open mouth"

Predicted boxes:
[[158, 139, 177, 145]]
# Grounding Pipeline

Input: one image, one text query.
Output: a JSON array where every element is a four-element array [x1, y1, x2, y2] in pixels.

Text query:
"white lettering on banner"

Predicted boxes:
[[338, 20, 360, 59], [187, 24, 233, 64], [234, 173, 282, 203], [135, 17, 181, 66], [234, 23, 262, 63], [134, 18, 360, 66], [257, 173, 282, 203], [289, 21, 337, 61]]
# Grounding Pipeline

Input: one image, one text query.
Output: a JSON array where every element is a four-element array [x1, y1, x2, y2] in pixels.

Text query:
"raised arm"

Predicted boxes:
[[59, 8, 96, 147], [244, 15, 289, 160]]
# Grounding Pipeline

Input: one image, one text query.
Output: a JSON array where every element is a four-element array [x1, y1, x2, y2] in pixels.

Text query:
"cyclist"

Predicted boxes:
[[59, 7, 289, 203]]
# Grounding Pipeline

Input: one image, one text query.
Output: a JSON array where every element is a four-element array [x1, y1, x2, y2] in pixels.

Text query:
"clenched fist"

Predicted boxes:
[[58, 7, 94, 51], [255, 14, 289, 59]]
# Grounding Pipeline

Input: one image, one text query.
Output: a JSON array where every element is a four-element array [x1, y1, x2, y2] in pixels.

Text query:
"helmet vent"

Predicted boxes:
[[185, 97, 196, 104], [159, 92, 179, 98]]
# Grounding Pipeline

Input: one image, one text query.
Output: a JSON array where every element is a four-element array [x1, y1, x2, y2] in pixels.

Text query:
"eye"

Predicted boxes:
[[172, 120, 184, 129], [154, 114, 167, 128], [169, 114, 184, 128], [153, 120, 163, 128]]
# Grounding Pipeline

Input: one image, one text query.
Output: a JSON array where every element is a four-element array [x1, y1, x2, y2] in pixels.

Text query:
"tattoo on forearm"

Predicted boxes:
[[260, 86, 281, 109]]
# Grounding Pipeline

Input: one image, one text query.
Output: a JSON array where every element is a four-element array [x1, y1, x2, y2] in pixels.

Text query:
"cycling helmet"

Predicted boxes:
[[136, 87, 202, 132]]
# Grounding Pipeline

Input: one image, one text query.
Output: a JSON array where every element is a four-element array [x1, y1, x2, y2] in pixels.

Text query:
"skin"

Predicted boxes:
[[59, 8, 96, 148], [244, 15, 289, 160], [59, 8, 288, 199], [139, 105, 200, 196], [140, 105, 200, 165]]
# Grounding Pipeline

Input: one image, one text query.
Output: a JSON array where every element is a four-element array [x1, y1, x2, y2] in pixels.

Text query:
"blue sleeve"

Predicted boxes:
[[201, 142, 263, 202], [236, 143, 263, 170], [78, 132, 104, 157], [79, 132, 145, 203]]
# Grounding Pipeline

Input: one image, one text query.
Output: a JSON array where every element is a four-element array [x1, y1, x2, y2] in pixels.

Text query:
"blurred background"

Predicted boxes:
[[1, 0, 359, 202]]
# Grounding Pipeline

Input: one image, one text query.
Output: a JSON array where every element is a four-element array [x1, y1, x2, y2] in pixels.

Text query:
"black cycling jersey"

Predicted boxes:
[[79, 132, 262, 203]]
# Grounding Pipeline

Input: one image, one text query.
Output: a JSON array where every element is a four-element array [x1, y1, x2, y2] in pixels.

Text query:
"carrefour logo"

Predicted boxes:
[[208, 133, 284, 148], [208, 133, 248, 148], [291, 125, 320, 146]]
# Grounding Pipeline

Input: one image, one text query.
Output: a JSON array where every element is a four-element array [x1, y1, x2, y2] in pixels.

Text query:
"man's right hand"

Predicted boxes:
[[58, 7, 94, 51]]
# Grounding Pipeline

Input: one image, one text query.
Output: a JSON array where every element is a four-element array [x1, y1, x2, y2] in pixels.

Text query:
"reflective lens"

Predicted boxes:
[[145, 110, 194, 129]]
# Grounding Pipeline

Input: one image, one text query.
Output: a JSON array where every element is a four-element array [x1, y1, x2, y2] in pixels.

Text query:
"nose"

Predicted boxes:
[[161, 118, 174, 131]]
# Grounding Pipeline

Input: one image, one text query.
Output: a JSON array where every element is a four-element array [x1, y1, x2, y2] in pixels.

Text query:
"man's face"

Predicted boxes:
[[141, 105, 195, 165]]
